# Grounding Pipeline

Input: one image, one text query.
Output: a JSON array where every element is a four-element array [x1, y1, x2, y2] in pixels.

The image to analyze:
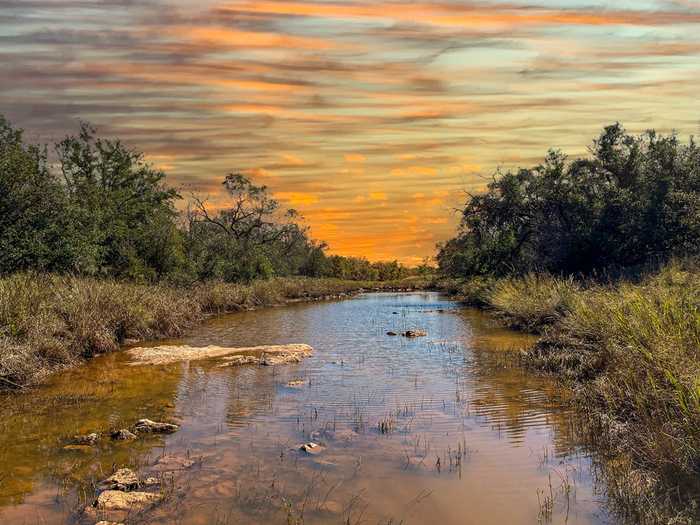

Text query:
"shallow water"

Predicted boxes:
[[0, 292, 613, 524]]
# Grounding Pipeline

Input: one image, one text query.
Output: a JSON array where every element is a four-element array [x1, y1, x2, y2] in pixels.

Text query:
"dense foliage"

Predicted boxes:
[[0, 116, 413, 282], [438, 124, 700, 277]]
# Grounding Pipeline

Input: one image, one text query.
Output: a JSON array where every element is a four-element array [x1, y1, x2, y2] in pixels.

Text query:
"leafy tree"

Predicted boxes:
[[187, 173, 318, 281], [439, 124, 700, 277], [0, 117, 73, 273], [55, 123, 181, 279]]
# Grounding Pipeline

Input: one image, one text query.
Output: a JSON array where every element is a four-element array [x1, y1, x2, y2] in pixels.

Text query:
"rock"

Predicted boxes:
[[96, 490, 160, 511], [82, 506, 98, 520], [111, 429, 137, 441], [142, 477, 160, 487], [286, 379, 306, 388], [402, 330, 427, 338], [100, 468, 139, 491], [95, 521, 125, 525], [73, 432, 99, 445], [133, 419, 179, 434], [219, 355, 259, 367], [386, 331, 398, 336], [298, 442, 324, 455], [152, 454, 195, 471], [128, 343, 313, 366], [260, 351, 305, 366], [63, 444, 94, 452]]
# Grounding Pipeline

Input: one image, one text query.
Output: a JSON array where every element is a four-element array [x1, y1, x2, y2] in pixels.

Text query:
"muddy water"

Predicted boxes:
[[0, 292, 612, 524]]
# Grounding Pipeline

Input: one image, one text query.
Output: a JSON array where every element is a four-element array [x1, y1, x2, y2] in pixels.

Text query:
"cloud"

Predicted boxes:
[[274, 191, 320, 205], [1, 0, 698, 262]]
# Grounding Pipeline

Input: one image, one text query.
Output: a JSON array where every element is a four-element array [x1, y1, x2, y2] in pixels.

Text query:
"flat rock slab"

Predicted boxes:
[[96, 491, 160, 511], [127, 344, 313, 366], [134, 419, 179, 434]]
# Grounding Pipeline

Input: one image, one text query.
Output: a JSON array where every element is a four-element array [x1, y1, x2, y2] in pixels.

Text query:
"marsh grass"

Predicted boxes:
[[0, 274, 433, 390], [448, 262, 700, 522]]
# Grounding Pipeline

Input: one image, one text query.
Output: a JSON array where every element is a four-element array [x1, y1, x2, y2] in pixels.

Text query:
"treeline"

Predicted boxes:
[[438, 123, 700, 277], [0, 116, 416, 282]]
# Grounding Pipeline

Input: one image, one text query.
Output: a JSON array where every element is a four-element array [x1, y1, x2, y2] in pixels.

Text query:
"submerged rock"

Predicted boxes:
[[402, 330, 427, 338], [286, 379, 306, 388], [320, 500, 343, 514], [111, 429, 137, 441], [219, 355, 259, 367], [134, 419, 179, 434], [100, 468, 139, 491], [63, 444, 94, 452], [152, 454, 195, 471], [311, 428, 357, 444], [96, 490, 160, 511], [73, 432, 99, 445], [127, 343, 313, 366]]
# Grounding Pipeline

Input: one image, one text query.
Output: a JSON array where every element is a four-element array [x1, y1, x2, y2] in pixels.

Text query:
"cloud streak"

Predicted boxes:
[[1, 0, 699, 262]]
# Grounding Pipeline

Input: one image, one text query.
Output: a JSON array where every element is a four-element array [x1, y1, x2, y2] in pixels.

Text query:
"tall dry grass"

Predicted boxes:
[[462, 263, 700, 521], [440, 263, 699, 520], [0, 274, 433, 390]]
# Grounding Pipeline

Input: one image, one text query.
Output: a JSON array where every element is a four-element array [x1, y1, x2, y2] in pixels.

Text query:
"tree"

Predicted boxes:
[[55, 122, 181, 279], [439, 124, 700, 277], [0, 117, 74, 273], [187, 173, 317, 281]]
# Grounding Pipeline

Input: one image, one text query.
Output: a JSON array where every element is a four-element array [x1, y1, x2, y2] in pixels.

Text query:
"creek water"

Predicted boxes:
[[0, 292, 613, 524]]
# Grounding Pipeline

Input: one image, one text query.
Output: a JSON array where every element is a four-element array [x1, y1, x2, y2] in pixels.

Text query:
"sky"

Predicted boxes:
[[1, 0, 699, 263]]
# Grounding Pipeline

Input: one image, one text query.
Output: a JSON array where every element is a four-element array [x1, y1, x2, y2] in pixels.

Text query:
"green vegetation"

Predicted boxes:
[[0, 274, 431, 390], [438, 124, 700, 277], [0, 115, 418, 282], [0, 115, 434, 389], [439, 125, 700, 522]]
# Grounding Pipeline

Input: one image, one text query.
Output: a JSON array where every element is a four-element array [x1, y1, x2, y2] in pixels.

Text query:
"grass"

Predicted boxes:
[[0, 273, 434, 391], [443, 262, 700, 522]]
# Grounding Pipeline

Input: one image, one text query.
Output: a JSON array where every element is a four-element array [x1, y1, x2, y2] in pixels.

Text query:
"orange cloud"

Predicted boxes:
[[179, 26, 334, 50], [344, 153, 366, 163], [274, 191, 320, 206]]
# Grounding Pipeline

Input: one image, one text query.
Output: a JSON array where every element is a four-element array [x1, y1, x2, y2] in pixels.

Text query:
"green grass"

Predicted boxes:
[[442, 262, 700, 522], [0, 273, 434, 390]]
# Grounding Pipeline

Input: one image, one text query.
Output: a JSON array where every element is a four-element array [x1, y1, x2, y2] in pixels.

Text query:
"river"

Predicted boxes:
[[0, 292, 613, 524]]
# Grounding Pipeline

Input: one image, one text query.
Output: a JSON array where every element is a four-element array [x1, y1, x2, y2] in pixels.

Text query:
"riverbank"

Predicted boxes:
[[440, 262, 700, 523], [0, 273, 433, 391]]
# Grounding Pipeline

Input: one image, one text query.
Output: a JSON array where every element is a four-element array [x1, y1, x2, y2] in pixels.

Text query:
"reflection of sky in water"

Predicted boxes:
[[0, 293, 611, 524]]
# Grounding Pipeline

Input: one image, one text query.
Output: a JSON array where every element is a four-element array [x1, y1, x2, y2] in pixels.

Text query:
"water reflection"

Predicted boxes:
[[0, 292, 611, 524]]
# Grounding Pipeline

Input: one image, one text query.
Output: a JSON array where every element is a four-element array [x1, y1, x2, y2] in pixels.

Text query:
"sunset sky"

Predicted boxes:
[[2, 0, 699, 263]]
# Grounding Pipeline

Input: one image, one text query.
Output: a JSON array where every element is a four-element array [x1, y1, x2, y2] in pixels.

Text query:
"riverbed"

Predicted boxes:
[[0, 292, 613, 524]]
